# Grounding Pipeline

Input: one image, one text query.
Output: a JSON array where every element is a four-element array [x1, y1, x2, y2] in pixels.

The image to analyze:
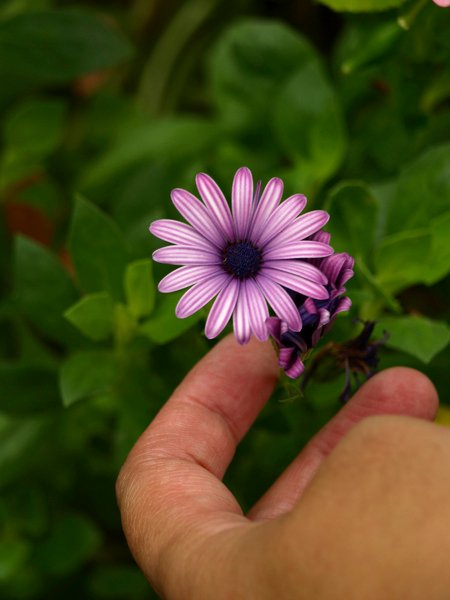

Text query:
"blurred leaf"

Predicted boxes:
[[89, 565, 150, 599], [340, 22, 402, 74], [69, 198, 130, 300], [60, 350, 116, 407], [0, 537, 30, 582], [140, 292, 202, 344], [210, 19, 317, 129], [379, 315, 450, 363], [273, 62, 346, 183], [387, 144, 450, 233], [13, 235, 79, 344], [2, 97, 67, 155], [374, 229, 432, 294], [0, 97, 67, 188], [125, 259, 155, 319], [0, 10, 132, 103], [425, 210, 450, 285], [0, 363, 60, 415], [0, 415, 47, 487], [35, 513, 102, 576], [114, 303, 137, 346], [357, 258, 401, 314], [325, 182, 379, 262], [64, 292, 115, 341], [81, 118, 220, 192], [317, 0, 406, 11]]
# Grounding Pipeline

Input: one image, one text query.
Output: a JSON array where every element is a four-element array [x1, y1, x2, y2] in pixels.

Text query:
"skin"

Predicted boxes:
[[116, 335, 450, 600]]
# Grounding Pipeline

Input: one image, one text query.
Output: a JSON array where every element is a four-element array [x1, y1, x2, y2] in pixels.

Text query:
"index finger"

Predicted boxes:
[[116, 334, 278, 583]]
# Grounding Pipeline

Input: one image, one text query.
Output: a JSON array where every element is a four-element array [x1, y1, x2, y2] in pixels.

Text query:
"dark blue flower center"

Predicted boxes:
[[222, 242, 262, 279]]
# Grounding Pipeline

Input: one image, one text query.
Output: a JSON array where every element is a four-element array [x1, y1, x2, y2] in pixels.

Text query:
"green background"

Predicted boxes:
[[0, 0, 449, 597]]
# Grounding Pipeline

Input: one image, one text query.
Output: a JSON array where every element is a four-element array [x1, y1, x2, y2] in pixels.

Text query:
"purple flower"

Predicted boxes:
[[267, 231, 354, 378], [150, 167, 333, 344]]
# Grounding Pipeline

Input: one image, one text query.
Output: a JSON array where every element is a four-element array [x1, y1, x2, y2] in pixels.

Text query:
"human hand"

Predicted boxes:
[[116, 335, 449, 600]]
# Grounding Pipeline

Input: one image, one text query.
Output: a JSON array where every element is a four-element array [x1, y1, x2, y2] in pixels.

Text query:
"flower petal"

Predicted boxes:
[[263, 259, 328, 284], [256, 276, 302, 331], [263, 241, 334, 261], [233, 281, 251, 344], [265, 210, 330, 248], [196, 173, 234, 240], [285, 355, 305, 379], [176, 274, 229, 318], [149, 219, 217, 251], [171, 188, 224, 246], [249, 177, 284, 241], [158, 265, 220, 292], [152, 245, 220, 265], [256, 194, 307, 246], [261, 267, 329, 300], [232, 167, 254, 240], [245, 278, 270, 341], [205, 278, 240, 339]]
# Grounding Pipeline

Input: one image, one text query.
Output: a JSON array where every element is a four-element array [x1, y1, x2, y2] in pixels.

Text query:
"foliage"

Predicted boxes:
[[0, 0, 449, 598]]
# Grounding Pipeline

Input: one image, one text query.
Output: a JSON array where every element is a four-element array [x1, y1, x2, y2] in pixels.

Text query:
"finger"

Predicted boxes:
[[116, 334, 278, 587], [248, 367, 439, 520]]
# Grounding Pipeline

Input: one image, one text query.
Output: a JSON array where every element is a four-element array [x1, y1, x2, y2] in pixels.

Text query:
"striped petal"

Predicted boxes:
[[233, 281, 251, 345], [152, 245, 220, 265], [171, 188, 224, 246], [261, 267, 329, 300], [265, 210, 329, 248], [249, 177, 284, 241], [263, 241, 333, 261], [176, 274, 229, 318], [205, 278, 240, 339], [232, 167, 253, 240], [256, 276, 302, 331], [158, 265, 221, 293], [285, 355, 305, 379], [246, 278, 270, 341], [150, 219, 216, 250], [263, 259, 328, 284], [256, 194, 307, 246], [196, 173, 234, 240]]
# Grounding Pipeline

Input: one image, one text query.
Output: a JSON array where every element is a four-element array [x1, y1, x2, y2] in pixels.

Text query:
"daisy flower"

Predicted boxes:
[[150, 167, 333, 344], [267, 230, 354, 378]]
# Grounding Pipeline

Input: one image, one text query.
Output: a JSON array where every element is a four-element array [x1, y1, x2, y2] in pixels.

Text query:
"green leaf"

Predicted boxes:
[[374, 229, 432, 294], [81, 118, 220, 192], [13, 236, 79, 344], [140, 292, 202, 344], [340, 22, 403, 74], [0, 363, 60, 415], [210, 19, 318, 129], [325, 182, 379, 262], [125, 259, 155, 319], [387, 144, 450, 234], [60, 350, 116, 407], [35, 513, 102, 576], [69, 198, 130, 300], [0, 537, 30, 582], [89, 565, 150, 599], [379, 316, 450, 363], [0, 10, 132, 103], [0, 415, 47, 488], [2, 97, 67, 155], [273, 61, 346, 182], [64, 292, 115, 341], [317, 0, 406, 12], [425, 210, 450, 285]]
